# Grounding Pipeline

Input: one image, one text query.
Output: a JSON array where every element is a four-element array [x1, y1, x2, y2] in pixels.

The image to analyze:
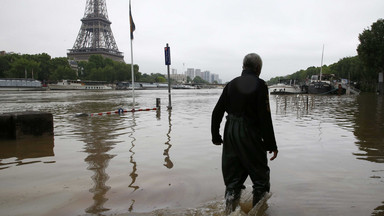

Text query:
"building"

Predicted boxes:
[[170, 74, 187, 83], [201, 70, 211, 83], [175, 67, 222, 84], [185, 68, 195, 79], [195, 69, 202, 79], [211, 73, 220, 83], [68, 60, 79, 75]]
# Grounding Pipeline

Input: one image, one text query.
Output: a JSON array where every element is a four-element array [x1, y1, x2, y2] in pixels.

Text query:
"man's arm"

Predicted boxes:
[[211, 86, 227, 145], [257, 83, 278, 151]]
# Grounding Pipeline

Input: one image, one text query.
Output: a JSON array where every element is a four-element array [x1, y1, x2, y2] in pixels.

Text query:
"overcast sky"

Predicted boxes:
[[1, 0, 383, 82]]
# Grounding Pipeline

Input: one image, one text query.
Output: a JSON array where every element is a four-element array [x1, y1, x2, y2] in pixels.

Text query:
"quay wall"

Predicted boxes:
[[0, 111, 53, 139]]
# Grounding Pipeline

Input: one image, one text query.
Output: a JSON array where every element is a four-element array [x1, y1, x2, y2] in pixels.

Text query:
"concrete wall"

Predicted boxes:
[[0, 111, 53, 139]]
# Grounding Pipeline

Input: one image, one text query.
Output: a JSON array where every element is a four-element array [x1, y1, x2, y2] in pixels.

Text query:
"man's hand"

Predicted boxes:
[[269, 150, 278, 161]]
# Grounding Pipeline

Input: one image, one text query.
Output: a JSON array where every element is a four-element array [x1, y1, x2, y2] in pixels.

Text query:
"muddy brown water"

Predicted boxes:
[[0, 89, 383, 216]]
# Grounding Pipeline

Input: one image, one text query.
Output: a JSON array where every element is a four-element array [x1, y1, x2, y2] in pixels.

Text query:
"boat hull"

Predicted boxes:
[[49, 80, 112, 90], [172, 84, 196, 89], [308, 82, 333, 94], [269, 84, 305, 95]]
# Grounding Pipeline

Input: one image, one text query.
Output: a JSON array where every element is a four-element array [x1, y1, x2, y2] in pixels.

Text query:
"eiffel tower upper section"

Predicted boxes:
[[67, 0, 124, 62]]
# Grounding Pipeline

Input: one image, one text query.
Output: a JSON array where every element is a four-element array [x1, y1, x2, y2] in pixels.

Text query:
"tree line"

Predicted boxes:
[[0, 52, 167, 83], [267, 18, 384, 92], [0, 51, 212, 85]]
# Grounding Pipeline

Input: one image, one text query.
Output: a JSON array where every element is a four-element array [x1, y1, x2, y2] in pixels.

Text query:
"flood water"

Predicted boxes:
[[0, 89, 383, 216]]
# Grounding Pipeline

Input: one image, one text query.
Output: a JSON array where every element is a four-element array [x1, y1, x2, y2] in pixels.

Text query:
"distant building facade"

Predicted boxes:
[[164, 66, 223, 84], [186, 68, 195, 79], [170, 74, 187, 83], [211, 73, 220, 83], [195, 69, 202, 79], [201, 71, 211, 83]]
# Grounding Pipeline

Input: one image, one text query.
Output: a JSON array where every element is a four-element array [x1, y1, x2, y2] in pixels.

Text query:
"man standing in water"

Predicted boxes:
[[211, 53, 278, 213]]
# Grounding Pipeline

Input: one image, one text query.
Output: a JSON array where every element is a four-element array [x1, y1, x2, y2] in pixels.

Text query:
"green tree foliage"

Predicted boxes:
[[140, 73, 155, 83], [77, 55, 140, 83], [138, 73, 167, 83], [7, 57, 40, 79], [357, 19, 384, 75], [50, 57, 74, 80], [152, 73, 167, 83], [35, 53, 52, 81], [0, 53, 73, 81], [156, 76, 167, 83], [0, 54, 16, 77], [0, 53, 145, 83], [193, 76, 208, 84], [186, 76, 192, 83], [329, 56, 365, 81], [50, 65, 77, 80]]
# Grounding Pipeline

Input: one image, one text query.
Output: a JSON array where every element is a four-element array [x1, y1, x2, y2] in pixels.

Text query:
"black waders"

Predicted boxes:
[[222, 114, 270, 213]]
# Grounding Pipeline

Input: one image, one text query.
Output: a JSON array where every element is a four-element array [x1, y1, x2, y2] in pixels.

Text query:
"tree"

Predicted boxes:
[[0, 52, 143, 83], [34, 53, 52, 81], [7, 57, 40, 78], [75, 55, 140, 82], [150, 73, 166, 83], [140, 73, 155, 83], [50, 57, 73, 81], [357, 19, 384, 75], [0, 56, 10, 77], [329, 56, 365, 82], [88, 55, 106, 69], [114, 61, 129, 81], [50, 66, 77, 80], [193, 76, 208, 84], [156, 76, 167, 83]]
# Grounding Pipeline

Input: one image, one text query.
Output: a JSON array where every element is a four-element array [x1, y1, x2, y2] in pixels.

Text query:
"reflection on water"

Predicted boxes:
[[353, 94, 384, 163], [128, 114, 139, 191], [72, 114, 121, 215], [353, 94, 384, 216], [0, 136, 54, 170], [274, 94, 358, 122], [128, 114, 139, 213], [273, 93, 384, 216], [163, 110, 173, 169]]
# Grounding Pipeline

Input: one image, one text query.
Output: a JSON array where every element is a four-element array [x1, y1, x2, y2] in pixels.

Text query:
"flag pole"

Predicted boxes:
[[130, 32, 135, 109], [320, 44, 324, 81], [129, 0, 135, 109]]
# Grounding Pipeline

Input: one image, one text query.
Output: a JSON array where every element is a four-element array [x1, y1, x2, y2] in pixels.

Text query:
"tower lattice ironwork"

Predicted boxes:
[[67, 0, 124, 62]]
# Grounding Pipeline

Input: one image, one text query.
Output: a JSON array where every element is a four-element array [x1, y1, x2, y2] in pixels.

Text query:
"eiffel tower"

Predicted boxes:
[[67, 0, 124, 62]]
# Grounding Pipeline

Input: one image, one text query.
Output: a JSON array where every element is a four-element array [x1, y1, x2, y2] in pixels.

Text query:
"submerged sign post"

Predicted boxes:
[[165, 43, 172, 109]]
